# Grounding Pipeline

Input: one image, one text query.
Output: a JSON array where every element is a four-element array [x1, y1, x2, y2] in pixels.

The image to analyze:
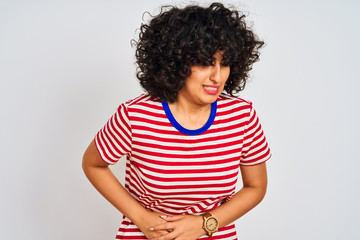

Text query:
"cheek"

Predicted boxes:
[[183, 76, 202, 92], [222, 68, 231, 83]]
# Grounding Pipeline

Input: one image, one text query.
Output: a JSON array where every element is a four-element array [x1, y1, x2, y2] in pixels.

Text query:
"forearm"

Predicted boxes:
[[82, 164, 148, 224], [146, 163, 268, 240], [148, 186, 267, 240], [209, 162, 268, 228], [211, 185, 266, 228], [82, 140, 171, 239]]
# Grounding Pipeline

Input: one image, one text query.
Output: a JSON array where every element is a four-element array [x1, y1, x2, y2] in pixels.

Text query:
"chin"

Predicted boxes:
[[199, 95, 218, 105]]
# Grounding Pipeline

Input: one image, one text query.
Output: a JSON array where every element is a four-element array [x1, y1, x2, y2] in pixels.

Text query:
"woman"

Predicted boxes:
[[82, 2, 271, 240]]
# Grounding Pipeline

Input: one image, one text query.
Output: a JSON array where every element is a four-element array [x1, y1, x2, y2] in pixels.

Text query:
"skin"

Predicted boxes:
[[82, 140, 170, 238], [168, 51, 230, 130], [82, 50, 268, 240], [148, 163, 267, 240]]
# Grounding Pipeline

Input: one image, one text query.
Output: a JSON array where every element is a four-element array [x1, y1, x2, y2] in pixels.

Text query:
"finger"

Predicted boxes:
[[160, 214, 185, 222], [150, 222, 175, 231], [149, 231, 177, 240], [147, 230, 170, 239]]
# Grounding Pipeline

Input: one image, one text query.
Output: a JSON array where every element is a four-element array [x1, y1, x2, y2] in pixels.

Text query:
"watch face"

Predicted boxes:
[[205, 217, 218, 232]]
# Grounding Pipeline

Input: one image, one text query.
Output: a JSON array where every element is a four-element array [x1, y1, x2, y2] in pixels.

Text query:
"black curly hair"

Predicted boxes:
[[134, 2, 264, 103]]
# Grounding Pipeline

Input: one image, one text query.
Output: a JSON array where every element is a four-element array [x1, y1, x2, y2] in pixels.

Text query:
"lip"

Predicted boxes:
[[203, 85, 219, 95]]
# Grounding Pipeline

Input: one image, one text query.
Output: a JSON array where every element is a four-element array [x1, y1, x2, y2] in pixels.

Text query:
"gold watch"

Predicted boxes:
[[202, 212, 219, 237]]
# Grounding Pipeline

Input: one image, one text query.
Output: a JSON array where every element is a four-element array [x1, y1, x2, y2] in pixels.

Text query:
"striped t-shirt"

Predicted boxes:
[[94, 93, 271, 239]]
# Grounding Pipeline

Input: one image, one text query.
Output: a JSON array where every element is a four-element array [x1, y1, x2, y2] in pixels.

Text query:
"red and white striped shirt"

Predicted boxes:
[[95, 93, 271, 239]]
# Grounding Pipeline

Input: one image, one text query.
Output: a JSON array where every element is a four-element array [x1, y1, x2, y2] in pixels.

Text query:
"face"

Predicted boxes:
[[177, 51, 230, 106]]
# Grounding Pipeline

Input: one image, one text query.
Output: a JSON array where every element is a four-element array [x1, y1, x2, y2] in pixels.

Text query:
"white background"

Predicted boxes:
[[1, 0, 359, 239]]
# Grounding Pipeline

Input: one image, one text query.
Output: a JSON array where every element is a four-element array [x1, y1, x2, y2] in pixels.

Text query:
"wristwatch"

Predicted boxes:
[[202, 212, 219, 237]]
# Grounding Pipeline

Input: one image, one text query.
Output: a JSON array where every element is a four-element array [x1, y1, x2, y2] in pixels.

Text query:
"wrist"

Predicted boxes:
[[130, 208, 152, 227], [201, 212, 219, 237], [195, 215, 207, 236]]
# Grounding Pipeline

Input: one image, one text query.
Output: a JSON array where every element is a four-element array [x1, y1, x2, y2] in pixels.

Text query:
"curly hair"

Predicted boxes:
[[134, 2, 264, 103]]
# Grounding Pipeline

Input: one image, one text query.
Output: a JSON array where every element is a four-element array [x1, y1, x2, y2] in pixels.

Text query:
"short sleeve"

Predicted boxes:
[[94, 103, 132, 165], [240, 102, 271, 165]]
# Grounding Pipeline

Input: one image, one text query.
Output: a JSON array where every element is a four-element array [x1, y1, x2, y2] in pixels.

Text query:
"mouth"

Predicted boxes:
[[203, 85, 219, 95]]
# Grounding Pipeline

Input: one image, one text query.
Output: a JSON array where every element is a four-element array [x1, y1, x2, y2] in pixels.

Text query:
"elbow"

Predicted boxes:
[[259, 179, 268, 200], [257, 181, 268, 202], [82, 144, 95, 173], [243, 181, 268, 203], [82, 141, 110, 172], [82, 151, 90, 174]]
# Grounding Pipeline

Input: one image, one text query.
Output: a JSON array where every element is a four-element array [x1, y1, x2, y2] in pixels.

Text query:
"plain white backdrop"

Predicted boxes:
[[1, 0, 359, 239]]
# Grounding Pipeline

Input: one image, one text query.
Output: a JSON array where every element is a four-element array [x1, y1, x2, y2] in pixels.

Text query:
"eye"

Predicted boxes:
[[220, 59, 231, 67]]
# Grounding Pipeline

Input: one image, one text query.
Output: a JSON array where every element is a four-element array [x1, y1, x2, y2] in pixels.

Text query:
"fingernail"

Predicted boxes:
[[160, 215, 167, 219], [149, 227, 154, 231]]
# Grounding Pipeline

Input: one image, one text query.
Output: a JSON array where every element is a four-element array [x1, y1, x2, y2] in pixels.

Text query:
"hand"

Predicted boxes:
[[135, 211, 170, 239], [148, 214, 206, 240]]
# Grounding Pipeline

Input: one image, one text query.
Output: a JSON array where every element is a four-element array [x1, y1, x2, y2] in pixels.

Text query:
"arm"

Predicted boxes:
[[149, 162, 268, 240], [210, 162, 268, 227], [82, 140, 168, 238]]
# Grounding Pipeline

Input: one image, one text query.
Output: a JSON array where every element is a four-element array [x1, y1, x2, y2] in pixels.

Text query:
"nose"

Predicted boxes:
[[210, 62, 221, 83]]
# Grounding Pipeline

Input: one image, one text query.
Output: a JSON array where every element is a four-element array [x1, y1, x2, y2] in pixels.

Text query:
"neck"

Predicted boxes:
[[171, 94, 212, 115], [168, 95, 213, 130]]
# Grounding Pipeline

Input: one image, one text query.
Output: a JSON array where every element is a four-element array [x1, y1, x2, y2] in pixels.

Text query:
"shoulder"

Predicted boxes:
[[120, 93, 163, 114], [118, 93, 159, 107], [217, 93, 253, 111]]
